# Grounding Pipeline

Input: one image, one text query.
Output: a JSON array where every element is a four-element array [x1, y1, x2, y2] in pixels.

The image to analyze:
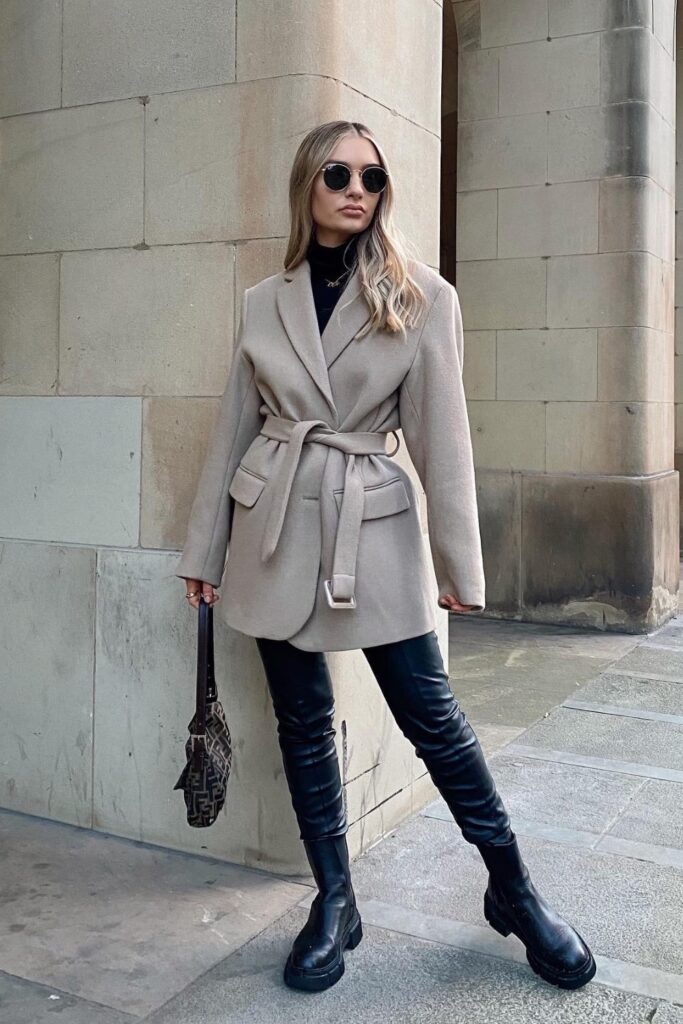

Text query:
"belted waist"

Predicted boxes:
[[258, 413, 400, 609]]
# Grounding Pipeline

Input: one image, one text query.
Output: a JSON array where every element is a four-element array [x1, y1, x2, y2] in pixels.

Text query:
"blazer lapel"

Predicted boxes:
[[276, 258, 371, 422]]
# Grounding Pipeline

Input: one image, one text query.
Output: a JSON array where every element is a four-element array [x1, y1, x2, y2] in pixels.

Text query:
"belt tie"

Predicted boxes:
[[258, 414, 400, 608]]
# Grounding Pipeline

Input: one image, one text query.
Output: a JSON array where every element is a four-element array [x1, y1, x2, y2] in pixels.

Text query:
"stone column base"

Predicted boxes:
[[476, 469, 680, 633]]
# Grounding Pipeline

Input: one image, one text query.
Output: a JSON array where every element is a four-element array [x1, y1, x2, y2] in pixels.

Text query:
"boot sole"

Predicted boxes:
[[483, 892, 597, 990], [283, 910, 363, 992]]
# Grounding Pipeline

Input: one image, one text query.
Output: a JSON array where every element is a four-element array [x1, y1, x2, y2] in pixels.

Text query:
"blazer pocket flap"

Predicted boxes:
[[333, 477, 411, 519], [228, 465, 266, 507]]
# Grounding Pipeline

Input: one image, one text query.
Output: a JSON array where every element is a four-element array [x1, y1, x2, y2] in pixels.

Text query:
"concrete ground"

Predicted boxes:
[[2, 584, 683, 1023]]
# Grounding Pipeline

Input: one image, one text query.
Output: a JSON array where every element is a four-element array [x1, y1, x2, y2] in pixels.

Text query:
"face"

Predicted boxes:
[[310, 135, 384, 246]]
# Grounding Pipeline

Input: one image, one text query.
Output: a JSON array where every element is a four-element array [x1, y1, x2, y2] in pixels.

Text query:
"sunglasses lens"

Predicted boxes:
[[323, 163, 351, 190], [362, 166, 387, 193]]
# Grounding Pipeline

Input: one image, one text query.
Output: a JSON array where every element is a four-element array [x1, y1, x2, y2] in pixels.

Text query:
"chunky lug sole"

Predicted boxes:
[[283, 908, 363, 992], [484, 891, 596, 990]]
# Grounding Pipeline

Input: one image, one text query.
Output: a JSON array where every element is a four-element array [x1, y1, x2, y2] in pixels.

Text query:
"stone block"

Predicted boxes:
[[458, 112, 547, 191], [60, 244, 234, 396], [547, 251, 672, 331], [497, 328, 597, 400], [0, 100, 143, 255], [463, 331, 496, 399], [457, 258, 546, 329], [521, 470, 680, 629], [455, 189, 497, 261], [480, 0, 548, 47], [0, 397, 141, 546], [237, 0, 440, 133], [499, 181, 598, 257], [458, 49, 499, 122], [600, 176, 674, 262], [546, 401, 673, 474], [0, 253, 59, 394], [549, 0, 651, 36], [499, 35, 600, 115], [467, 400, 546, 469], [598, 328, 673, 403], [0, 541, 95, 825], [62, 0, 235, 106], [0, 0, 61, 117]]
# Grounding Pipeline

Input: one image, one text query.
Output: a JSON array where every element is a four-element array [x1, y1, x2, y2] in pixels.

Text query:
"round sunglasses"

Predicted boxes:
[[321, 161, 388, 195]]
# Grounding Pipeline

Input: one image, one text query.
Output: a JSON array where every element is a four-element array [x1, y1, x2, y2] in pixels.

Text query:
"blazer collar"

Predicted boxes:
[[276, 258, 371, 421]]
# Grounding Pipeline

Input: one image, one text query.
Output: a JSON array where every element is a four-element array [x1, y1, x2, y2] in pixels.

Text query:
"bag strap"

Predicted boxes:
[[194, 597, 217, 735]]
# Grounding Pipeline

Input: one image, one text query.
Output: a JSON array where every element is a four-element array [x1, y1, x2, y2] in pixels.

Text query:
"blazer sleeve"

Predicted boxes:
[[398, 281, 486, 611], [175, 287, 264, 587]]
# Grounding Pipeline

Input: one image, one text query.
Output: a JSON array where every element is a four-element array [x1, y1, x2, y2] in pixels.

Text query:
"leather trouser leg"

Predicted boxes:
[[255, 637, 361, 991], [362, 629, 596, 990], [255, 636, 347, 840], [361, 628, 513, 846]]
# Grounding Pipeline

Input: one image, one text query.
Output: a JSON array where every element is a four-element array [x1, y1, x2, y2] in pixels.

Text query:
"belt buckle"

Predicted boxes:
[[324, 578, 356, 609]]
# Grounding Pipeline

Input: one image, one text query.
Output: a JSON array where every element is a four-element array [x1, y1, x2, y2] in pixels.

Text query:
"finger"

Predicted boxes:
[[202, 583, 219, 605]]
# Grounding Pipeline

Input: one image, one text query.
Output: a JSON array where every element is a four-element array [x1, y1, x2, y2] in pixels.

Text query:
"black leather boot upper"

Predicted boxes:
[[284, 833, 363, 991], [479, 836, 596, 989]]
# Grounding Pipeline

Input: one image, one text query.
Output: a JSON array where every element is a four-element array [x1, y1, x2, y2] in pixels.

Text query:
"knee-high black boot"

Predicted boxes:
[[362, 630, 596, 990], [255, 637, 363, 991]]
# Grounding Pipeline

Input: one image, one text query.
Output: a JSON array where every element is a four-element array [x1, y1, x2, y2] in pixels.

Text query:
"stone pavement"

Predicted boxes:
[[2, 586, 683, 1023]]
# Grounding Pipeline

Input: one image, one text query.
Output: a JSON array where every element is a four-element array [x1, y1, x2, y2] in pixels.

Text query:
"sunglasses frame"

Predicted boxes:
[[321, 161, 389, 195]]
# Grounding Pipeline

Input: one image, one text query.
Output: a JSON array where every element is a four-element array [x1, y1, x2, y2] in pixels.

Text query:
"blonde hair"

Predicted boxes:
[[284, 120, 428, 340]]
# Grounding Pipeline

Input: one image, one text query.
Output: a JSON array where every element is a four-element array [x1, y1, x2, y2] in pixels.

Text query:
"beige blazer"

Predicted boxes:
[[175, 257, 486, 652]]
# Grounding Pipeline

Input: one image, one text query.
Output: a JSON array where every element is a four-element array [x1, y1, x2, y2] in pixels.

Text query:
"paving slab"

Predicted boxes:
[[518, 707, 683, 772], [349, 814, 683, 975], [604, 778, 683, 849], [570, 672, 683, 715], [0, 811, 307, 1017], [422, 752, 644, 836], [0, 971, 136, 1024], [449, 617, 640, 661], [607, 646, 683, 681], [143, 903, 660, 1024], [444, 643, 613, 729]]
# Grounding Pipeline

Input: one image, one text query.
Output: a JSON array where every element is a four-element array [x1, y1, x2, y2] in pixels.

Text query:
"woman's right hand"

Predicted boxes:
[[181, 577, 220, 610]]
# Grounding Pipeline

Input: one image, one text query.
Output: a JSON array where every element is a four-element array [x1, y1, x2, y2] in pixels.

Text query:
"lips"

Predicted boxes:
[[341, 206, 364, 213]]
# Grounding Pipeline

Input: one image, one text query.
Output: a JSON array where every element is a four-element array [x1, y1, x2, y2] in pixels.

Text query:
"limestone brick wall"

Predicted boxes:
[[0, 0, 447, 869], [452, 0, 679, 627]]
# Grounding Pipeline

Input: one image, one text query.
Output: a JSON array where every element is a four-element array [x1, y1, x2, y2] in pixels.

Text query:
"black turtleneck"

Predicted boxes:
[[306, 232, 359, 335]]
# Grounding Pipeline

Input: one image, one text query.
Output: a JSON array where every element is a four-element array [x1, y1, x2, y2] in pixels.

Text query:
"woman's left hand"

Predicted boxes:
[[438, 593, 477, 613]]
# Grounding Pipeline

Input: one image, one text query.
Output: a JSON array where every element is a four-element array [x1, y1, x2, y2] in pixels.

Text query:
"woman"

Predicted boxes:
[[176, 120, 596, 993]]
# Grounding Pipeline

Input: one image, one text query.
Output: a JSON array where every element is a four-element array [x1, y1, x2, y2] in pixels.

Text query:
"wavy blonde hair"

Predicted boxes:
[[284, 120, 429, 340]]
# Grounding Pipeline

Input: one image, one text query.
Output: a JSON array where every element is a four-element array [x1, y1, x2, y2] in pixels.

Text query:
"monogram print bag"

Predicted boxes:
[[173, 596, 233, 827]]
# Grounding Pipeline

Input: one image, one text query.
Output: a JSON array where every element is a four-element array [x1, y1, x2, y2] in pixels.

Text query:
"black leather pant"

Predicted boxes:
[[255, 628, 513, 847]]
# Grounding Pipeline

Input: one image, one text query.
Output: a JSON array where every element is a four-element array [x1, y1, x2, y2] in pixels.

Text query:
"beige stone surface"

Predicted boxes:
[[0, 541, 96, 826], [0, 100, 144, 255], [455, 189, 497, 260], [0, 253, 59, 395], [237, 0, 441, 133], [0, 0, 61, 117], [498, 34, 600, 115], [497, 328, 597, 401], [60, 244, 234, 396], [546, 401, 674, 475], [62, 0, 236, 106], [463, 331, 496, 400], [498, 181, 598, 257], [457, 257, 546, 329], [467, 400, 546, 471], [599, 328, 674, 403]]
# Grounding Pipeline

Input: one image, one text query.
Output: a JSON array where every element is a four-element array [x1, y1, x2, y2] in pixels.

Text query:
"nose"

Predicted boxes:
[[345, 170, 366, 197]]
